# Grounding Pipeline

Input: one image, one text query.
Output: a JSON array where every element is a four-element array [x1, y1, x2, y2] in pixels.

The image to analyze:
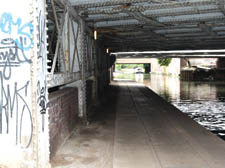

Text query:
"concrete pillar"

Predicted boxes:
[[0, 0, 50, 167]]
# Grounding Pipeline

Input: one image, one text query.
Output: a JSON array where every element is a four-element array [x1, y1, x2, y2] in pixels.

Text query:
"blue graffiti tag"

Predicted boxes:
[[0, 13, 34, 51]]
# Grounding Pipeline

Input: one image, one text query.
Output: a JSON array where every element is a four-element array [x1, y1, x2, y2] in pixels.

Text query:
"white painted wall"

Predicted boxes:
[[0, 0, 50, 167], [0, 0, 33, 167]]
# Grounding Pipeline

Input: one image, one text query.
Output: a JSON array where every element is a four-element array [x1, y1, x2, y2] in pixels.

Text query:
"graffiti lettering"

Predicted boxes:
[[0, 13, 33, 148], [36, 10, 47, 133], [0, 12, 34, 51], [0, 73, 32, 148], [37, 11, 46, 74], [37, 11, 46, 58], [0, 38, 32, 80], [37, 80, 47, 132]]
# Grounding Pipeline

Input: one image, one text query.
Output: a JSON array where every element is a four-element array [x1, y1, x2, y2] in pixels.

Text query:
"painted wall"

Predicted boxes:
[[0, 1, 34, 167], [0, 0, 50, 167]]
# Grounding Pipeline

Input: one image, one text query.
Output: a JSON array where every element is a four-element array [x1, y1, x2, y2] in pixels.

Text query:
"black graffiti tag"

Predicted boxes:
[[37, 81, 47, 132]]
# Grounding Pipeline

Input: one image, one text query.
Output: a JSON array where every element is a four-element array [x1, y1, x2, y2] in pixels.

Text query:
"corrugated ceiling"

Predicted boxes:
[[68, 0, 225, 52]]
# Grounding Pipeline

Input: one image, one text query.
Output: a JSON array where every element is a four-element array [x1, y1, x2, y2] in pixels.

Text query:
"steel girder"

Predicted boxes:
[[70, 0, 150, 8], [82, 0, 217, 15], [86, 5, 219, 22], [67, 0, 225, 51]]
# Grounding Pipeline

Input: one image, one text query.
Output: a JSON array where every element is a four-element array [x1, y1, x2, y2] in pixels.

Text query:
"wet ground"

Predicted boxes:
[[114, 72, 225, 140]]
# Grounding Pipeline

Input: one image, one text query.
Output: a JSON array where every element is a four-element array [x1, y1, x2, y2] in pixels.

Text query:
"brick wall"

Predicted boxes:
[[48, 87, 78, 158]]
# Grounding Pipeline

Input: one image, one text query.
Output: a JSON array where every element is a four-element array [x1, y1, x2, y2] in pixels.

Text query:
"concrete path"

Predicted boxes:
[[51, 82, 225, 168]]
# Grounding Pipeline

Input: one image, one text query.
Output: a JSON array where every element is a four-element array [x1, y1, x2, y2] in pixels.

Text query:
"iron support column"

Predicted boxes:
[[78, 19, 87, 120]]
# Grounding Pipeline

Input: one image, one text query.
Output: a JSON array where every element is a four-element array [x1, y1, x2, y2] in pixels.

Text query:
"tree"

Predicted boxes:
[[158, 58, 172, 67]]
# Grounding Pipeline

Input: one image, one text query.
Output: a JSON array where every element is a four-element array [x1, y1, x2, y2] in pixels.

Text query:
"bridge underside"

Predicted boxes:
[[1, 0, 225, 167], [69, 0, 225, 52]]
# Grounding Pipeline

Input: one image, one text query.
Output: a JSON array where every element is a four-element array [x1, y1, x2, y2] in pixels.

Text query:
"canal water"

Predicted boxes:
[[114, 73, 225, 140]]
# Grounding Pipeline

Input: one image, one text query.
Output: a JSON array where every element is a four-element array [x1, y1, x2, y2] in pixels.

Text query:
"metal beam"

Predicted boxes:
[[83, 0, 217, 15], [55, 0, 80, 20], [112, 49, 225, 55], [86, 6, 219, 22], [70, 0, 150, 8], [116, 54, 225, 58], [47, 72, 81, 88], [218, 0, 225, 16], [198, 22, 217, 36], [92, 14, 225, 28], [125, 11, 164, 26], [50, 0, 60, 33]]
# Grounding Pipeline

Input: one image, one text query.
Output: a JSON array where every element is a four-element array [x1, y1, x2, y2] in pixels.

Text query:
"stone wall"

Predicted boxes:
[[48, 87, 79, 158]]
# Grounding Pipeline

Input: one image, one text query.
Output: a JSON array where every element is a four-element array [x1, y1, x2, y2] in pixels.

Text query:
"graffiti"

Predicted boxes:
[[37, 11, 46, 73], [0, 12, 34, 51], [0, 12, 33, 148], [0, 38, 32, 80], [37, 80, 47, 132], [37, 11, 46, 58], [0, 73, 32, 148], [36, 10, 47, 133]]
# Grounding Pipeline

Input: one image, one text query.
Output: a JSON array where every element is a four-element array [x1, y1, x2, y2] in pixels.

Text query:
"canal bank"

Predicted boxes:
[[51, 81, 225, 168]]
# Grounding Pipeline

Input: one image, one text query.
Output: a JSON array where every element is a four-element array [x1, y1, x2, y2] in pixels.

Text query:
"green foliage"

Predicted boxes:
[[144, 64, 150, 68], [157, 58, 172, 67], [115, 64, 144, 70]]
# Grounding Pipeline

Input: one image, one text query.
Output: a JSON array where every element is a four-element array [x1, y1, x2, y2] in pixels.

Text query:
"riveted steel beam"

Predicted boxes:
[[47, 72, 81, 88], [83, 0, 217, 15], [48, 0, 86, 88], [198, 22, 217, 36], [86, 5, 219, 22], [92, 13, 225, 28], [116, 54, 225, 58], [78, 19, 87, 119], [158, 13, 224, 23], [70, 0, 150, 8], [125, 11, 164, 26], [218, 0, 225, 15], [112, 49, 225, 56]]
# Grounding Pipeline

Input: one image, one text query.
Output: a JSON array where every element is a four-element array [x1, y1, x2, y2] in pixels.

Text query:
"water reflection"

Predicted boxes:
[[114, 73, 225, 139], [148, 74, 225, 139], [134, 73, 144, 83]]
